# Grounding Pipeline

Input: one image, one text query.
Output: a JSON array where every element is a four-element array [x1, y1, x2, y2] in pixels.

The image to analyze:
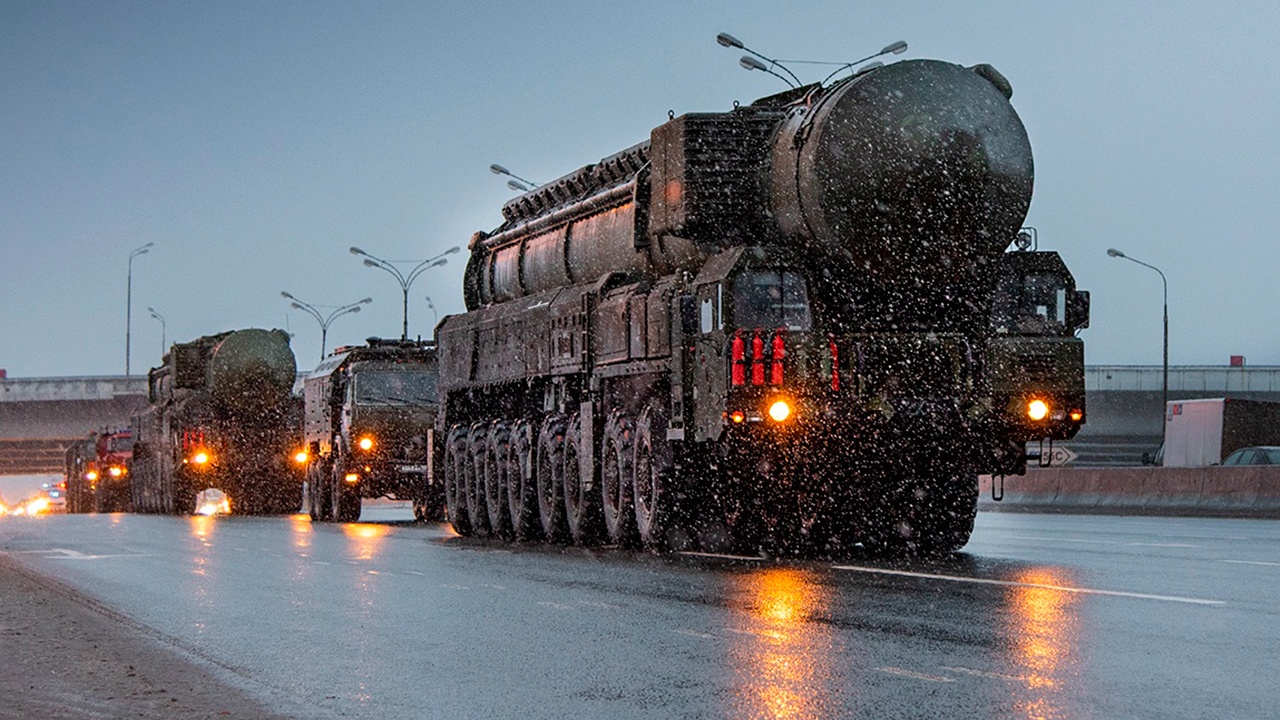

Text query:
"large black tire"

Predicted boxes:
[[864, 460, 978, 556], [600, 411, 637, 546], [505, 420, 541, 541], [633, 405, 674, 551], [466, 425, 491, 537], [331, 451, 362, 523], [562, 414, 603, 545], [485, 423, 513, 540], [443, 425, 471, 535], [536, 416, 568, 542]]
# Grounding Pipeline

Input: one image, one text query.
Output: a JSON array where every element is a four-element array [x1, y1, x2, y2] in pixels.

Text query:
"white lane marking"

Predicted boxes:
[[1001, 536, 1116, 545], [831, 565, 1225, 606], [1224, 559, 1280, 567], [876, 667, 955, 683], [1128, 542, 1199, 548], [672, 628, 716, 639], [43, 548, 150, 561], [402, 570, 425, 576], [312, 560, 331, 565], [941, 666, 1026, 682], [441, 584, 470, 590], [537, 601, 573, 610], [678, 551, 763, 561]]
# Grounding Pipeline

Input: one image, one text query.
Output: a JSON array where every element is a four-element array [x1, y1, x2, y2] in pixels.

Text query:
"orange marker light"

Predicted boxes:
[[730, 410, 746, 424], [294, 450, 309, 464], [358, 437, 374, 451], [344, 473, 360, 484]]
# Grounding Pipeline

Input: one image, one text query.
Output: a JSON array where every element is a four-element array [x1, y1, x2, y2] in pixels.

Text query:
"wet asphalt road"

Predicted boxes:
[[1, 508, 1276, 719]]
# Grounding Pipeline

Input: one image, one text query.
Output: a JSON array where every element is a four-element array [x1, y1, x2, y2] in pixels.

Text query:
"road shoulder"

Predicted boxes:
[[0, 551, 290, 720]]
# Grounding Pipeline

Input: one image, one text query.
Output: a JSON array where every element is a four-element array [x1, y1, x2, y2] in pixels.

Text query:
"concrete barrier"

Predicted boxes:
[[978, 466, 1280, 518]]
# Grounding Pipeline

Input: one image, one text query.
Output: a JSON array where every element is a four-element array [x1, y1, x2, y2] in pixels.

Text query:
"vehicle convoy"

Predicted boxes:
[[436, 56, 1088, 554], [1160, 398, 1280, 467], [129, 329, 302, 515], [63, 429, 134, 513], [302, 338, 442, 522]]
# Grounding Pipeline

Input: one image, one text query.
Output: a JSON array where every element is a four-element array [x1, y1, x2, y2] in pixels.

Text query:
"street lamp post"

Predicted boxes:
[[125, 242, 154, 375], [1107, 248, 1169, 422], [349, 246, 460, 340], [147, 306, 166, 355], [424, 296, 438, 327], [280, 292, 373, 361]]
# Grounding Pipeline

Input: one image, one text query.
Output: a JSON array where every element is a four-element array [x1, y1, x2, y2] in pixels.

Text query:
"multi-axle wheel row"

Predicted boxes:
[[443, 405, 671, 549]]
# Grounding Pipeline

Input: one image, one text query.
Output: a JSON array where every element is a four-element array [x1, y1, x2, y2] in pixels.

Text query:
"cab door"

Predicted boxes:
[[692, 281, 727, 441]]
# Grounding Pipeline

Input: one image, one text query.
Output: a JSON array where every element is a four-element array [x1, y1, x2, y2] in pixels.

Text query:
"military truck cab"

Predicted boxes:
[[985, 245, 1090, 473], [303, 338, 441, 522]]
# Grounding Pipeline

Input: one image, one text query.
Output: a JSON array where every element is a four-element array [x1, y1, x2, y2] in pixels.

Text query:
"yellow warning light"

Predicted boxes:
[[730, 410, 746, 424], [344, 473, 360, 484], [108, 466, 124, 478], [358, 436, 374, 451], [1069, 409, 1084, 422], [768, 400, 792, 422], [294, 450, 309, 464], [192, 451, 211, 465], [1027, 399, 1050, 421], [85, 470, 99, 482]]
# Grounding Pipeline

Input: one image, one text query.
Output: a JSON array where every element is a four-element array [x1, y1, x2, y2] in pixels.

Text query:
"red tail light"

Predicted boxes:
[[731, 331, 745, 386], [752, 332, 765, 386], [771, 332, 785, 385], [829, 334, 840, 391]]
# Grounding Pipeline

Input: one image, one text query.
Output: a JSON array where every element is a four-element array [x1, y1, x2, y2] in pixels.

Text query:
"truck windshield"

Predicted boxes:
[[992, 271, 1068, 336], [106, 436, 132, 453], [733, 270, 812, 331], [354, 371, 438, 406]]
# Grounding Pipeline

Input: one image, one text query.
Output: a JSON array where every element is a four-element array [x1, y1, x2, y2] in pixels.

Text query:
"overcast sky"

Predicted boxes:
[[2, 1, 1278, 377]]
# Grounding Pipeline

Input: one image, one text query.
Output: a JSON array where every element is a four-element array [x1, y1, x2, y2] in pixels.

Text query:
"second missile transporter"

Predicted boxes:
[[437, 58, 1088, 554], [130, 329, 301, 515], [302, 338, 442, 523]]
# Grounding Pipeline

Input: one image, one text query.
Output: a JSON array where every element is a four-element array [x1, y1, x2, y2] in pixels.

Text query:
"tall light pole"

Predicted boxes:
[[280, 292, 372, 361], [147, 306, 166, 355], [125, 242, 154, 375], [1107, 248, 1169, 422], [424, 295, 438, 327], [349, 246, 460, 340]]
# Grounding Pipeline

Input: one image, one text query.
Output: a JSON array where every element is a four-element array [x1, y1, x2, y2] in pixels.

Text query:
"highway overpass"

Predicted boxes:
[[0, 376, 147, 475]]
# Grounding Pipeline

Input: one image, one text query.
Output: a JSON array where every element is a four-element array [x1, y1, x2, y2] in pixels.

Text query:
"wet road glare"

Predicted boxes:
[[1, 508, 1275, 719]]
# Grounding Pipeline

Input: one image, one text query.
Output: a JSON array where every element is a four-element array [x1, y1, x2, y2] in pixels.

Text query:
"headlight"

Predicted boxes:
[[108, 466, 123, 478], [768, 400, 792, 422], [294, 450, 309, 464], [192, 451, 211, 465], [1027, 399, 1049, 421], [357, 436, 374, 451], [85, 470, 99, 482]]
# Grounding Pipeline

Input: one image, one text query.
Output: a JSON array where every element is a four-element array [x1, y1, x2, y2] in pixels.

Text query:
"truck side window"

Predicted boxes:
[[698, 283, 721, 334]]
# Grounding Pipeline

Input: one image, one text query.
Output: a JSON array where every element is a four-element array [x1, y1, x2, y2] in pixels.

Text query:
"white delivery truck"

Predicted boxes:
[[1161, 397, 1280, 467]]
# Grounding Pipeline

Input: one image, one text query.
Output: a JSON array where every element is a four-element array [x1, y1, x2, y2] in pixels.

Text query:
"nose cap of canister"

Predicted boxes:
[[771, 59, 1033, 282]]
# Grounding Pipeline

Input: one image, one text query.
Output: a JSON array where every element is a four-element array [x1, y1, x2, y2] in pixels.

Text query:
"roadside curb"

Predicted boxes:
[[979, 466, 1280, 519]]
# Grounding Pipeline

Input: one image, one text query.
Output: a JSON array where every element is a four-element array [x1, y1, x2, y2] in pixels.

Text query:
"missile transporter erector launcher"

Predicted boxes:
[[438, 58, 1087, 554], [130, 329, 302, 515], [302, 338, 442, 523]]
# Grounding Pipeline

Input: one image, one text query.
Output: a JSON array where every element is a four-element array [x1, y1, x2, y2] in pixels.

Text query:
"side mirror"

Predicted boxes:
[[1067, 290, 1090, 330]]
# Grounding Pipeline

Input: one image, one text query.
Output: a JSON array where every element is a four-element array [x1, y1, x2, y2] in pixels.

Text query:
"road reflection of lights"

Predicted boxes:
[[342, 523, 391, 561], [289, 514, 313, 550], [730, 568, 835, 720], [1009, 568, 1081, 720]]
